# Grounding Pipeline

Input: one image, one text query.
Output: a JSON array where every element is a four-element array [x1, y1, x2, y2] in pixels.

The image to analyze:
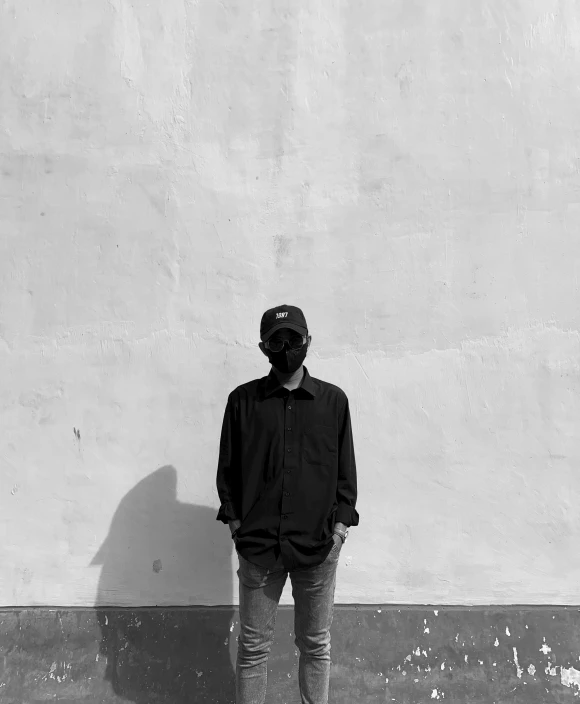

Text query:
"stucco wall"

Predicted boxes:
[[1, 0, 579, 607]]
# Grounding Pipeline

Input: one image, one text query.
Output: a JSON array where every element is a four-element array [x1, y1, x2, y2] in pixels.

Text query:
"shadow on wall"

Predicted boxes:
[[91, 465, 235, 703]]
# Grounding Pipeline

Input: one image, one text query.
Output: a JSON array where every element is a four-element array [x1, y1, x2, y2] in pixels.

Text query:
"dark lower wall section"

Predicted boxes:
[[2, 606, 580, 703]]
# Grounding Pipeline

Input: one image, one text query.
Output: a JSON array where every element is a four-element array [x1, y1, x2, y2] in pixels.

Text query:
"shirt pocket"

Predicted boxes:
[[303, 424, 337, 466]]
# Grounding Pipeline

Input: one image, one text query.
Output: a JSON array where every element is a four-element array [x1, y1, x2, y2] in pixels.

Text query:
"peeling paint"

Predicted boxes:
[[561, 667, 580, 691], [512, 647, 523, 678]]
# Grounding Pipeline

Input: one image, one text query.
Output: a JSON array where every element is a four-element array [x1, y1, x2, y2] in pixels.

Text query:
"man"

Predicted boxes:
[[216, 304, 359, 704]]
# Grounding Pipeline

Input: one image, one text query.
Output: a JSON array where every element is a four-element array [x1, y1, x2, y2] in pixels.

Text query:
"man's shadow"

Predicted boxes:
[[91, 465, 236, 703]]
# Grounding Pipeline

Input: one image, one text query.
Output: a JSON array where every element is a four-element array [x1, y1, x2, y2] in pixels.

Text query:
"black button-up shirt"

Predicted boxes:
[[215, 365, 359, 570]]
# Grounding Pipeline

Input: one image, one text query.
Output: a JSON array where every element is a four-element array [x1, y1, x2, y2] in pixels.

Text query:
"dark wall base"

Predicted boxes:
[[1, 606, 580, 703]]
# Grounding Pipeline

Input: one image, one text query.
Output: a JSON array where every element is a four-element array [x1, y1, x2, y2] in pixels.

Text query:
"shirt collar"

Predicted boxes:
[[263, 365, 316, 399]]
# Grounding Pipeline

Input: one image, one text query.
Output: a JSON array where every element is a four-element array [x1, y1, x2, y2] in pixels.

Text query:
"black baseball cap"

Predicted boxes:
[[260, 304, 308, 342]]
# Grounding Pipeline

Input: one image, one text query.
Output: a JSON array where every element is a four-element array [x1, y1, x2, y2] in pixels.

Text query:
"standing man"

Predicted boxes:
[[216, 304, 359, 704]]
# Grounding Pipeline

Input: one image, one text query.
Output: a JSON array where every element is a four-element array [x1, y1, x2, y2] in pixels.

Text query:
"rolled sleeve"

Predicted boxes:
[[336, 503, 359, 526], [217, 501, 239, 523], [215, 393, 241, 524], [335, 394, 359, 527]]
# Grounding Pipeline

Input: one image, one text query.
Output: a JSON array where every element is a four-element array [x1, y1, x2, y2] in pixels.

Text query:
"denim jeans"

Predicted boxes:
[[235, 539, 341, 704]]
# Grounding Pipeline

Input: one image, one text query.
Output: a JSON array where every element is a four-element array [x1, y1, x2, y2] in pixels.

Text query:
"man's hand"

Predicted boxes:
[[229, 519, 242, 535], [332, 521, 347, 549]]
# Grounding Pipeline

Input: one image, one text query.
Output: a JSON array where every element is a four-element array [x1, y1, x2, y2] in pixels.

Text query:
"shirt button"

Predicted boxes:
[[285, 470, 291, 474], [287, 448, 291, 452], [287, 427, 291, 431], [282, 514, 287, 520], [287, 405, 292, 410], [284, 491, 290, 497]]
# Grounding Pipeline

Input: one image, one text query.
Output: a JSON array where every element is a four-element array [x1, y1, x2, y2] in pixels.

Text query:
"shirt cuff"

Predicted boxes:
[[335, 504, 359, 527], [216, 502, 239, 524]]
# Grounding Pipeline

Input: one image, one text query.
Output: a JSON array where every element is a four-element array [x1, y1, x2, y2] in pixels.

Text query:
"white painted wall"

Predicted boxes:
[[1, 0, 579, 607]]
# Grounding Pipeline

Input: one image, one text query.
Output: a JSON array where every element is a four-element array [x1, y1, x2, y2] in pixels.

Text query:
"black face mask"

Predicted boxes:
[[265, 341, 308, 374]]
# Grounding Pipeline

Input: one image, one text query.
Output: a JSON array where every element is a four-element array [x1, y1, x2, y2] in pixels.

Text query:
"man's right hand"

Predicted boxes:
[[229, 519, 242, 535]]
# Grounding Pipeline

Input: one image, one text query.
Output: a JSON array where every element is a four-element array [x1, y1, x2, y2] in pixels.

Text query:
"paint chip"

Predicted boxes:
[[561, 667, 580, 691], [494, 638, 499, 647], [513, 647, 523, 678], [540, 643, 552, 654], [528, 664, 536, 676], [506, 627, 511, 636]]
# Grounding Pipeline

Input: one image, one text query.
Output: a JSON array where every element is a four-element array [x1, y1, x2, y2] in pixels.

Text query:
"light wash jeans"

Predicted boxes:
[[235, 540, 341, 704]]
